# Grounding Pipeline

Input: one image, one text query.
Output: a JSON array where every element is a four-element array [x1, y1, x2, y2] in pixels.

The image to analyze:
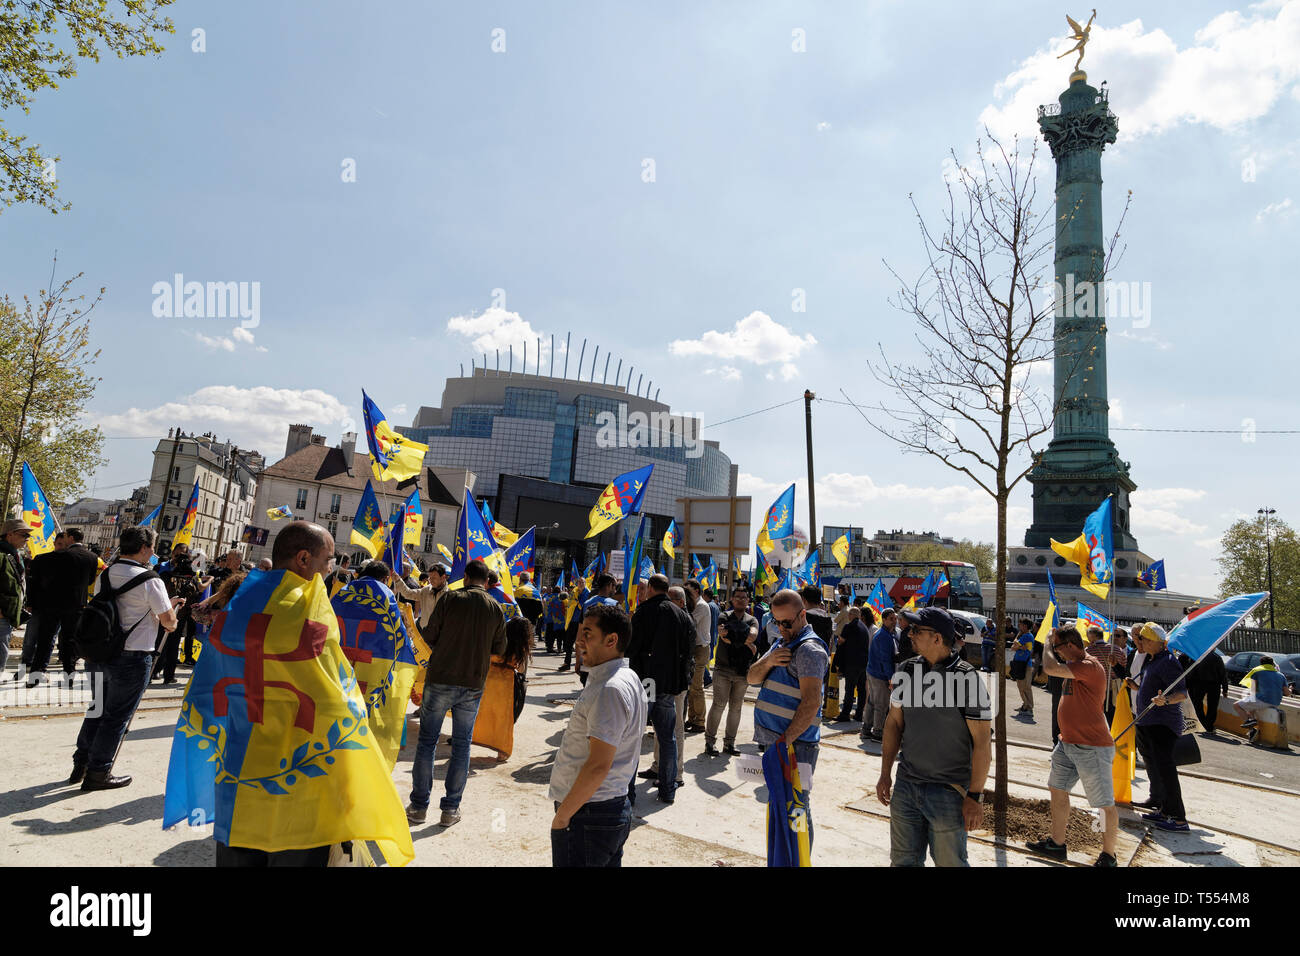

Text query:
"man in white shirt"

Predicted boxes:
[[548, 603, 647, 867], [73, 525, 182, 790]]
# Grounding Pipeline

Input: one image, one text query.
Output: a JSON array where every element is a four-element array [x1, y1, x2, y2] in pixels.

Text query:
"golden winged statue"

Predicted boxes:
[[1058, 9, 1097, 73]]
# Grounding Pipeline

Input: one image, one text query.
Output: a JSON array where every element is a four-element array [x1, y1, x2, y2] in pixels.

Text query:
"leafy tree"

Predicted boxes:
[[1217, 515, 1298, 631], [1, 257, 107, 514], [1, 0, 174, 213], [897, 539, 995, 582]]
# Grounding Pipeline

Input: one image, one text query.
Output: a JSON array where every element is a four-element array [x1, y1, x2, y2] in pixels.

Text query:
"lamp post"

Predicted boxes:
[[1258, 507, 1275, 629]]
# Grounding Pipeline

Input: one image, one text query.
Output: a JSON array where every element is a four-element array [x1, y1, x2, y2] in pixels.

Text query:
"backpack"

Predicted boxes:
[[75, 563, 162, 664]]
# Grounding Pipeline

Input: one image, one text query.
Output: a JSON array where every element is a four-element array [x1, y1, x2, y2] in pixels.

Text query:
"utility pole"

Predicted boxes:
[[156, 427, 182, 545], [804, 390, 817, 575], [215, 445, 238, 554], [1258, 507, 1276, 629]]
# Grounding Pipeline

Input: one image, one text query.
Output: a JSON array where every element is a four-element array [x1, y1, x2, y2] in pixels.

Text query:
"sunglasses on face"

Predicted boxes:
[[775, 617, 798, 629]]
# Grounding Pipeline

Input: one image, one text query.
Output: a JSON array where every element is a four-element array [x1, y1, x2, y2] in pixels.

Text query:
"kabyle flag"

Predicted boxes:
[[1166, 593, 1269, 664]]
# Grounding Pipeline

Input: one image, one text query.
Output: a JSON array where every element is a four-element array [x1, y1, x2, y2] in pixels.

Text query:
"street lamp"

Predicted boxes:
[[1258, 507, 1276, 630]]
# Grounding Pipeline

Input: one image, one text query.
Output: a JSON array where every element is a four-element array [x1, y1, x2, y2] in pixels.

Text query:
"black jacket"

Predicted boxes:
[[628, 593, 695, 697], [836, 619, 872, 672], [28, 543, 100, 613]]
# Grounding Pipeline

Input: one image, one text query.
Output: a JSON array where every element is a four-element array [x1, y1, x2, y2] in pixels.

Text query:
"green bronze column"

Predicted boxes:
[[1023, 69, 1138, 555]]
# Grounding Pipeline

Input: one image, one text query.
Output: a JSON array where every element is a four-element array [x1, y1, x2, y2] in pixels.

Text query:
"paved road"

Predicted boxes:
[[994, 680, 1300, 793]]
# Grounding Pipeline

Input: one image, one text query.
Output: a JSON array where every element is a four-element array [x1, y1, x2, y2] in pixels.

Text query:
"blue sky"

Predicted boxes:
[[3, 0, 1297, 597]]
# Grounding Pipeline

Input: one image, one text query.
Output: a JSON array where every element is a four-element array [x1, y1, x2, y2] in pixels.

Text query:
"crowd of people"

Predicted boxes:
[[0, 515, 1288, 867]]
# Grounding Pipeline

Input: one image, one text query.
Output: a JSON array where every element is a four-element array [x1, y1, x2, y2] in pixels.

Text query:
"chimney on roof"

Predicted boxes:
[[286, 423, 315, 458], [341, 432, 357, 461]]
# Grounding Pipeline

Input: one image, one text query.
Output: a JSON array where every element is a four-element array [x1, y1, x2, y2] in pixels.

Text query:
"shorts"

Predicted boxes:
[[1048, 740, 1115, 808]]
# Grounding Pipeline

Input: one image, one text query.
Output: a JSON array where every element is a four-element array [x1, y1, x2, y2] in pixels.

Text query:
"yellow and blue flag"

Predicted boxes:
[[754, 547, 773, 594], [800, 549, 820, 587], [623, 514, 647, 609], [162, 568, 414, 865], [480, 499, 520, 548], [137, 503, 161, 529], [505, 526, 536, 580], [362, 390, 428, 483], [331, 575, 419, 770], [1051, 496, 1114, 599], [569, 558, 581, 588], [831, 534, 849, 570], [867, 579, 890, 615], [1075, 602, 1114, 642], [1139, 559, 1167, 591], [383, 503, 408, 576], [691, 554, 705, 582], [451, 487, 499, 585], [662, 519, 681, 560], [758, 484, 796, 556], [351, 481, 386, 557], [437, 543, 454, 563], [585, 464, 654, 539], [19, 462, 58, 556], [403, 489, 423, 546], [173, 480, 200, 547], [266, 505, 293, 521], [763, 739, 811, 867]]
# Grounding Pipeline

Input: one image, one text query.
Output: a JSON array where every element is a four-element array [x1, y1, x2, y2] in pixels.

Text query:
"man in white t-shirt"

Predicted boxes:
[[72, 525, 182, 791], [548, 603, 647, 867]]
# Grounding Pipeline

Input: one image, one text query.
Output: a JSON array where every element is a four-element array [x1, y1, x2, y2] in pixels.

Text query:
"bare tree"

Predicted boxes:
[[849, 131, 1127, 837]]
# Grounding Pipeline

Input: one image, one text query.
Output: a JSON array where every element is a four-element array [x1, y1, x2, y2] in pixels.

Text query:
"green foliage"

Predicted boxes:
[[1217, 515, 1298, 630], [0, 258, 107, 514], [896, 539, 995, 581], [0, 0, 174, 213]]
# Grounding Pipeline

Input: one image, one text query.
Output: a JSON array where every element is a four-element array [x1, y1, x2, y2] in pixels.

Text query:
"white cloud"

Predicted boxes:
[[96, 386, 349, 457], [1256, 197, 1295, 221], [1115, 328, 1174, 350], [669, 311, 817, 368], [1109, 398, 1123, 425], [191, 326, 267, 353], [1130, 487, 1209, 535], [446, 307, 564, 368], [391, 403, 408, 416], [705, 366, 742, 382], [816, 121, 832, 132], [764, 362, 800, 382], [981, 4, 1300, 145]]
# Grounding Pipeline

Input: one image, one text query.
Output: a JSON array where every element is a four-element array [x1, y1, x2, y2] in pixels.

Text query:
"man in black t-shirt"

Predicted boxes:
[[704, 588, 759, 757]]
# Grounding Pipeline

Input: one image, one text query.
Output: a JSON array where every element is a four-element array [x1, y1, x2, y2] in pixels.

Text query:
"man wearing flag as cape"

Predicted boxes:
[[163, 522, 414, 866]]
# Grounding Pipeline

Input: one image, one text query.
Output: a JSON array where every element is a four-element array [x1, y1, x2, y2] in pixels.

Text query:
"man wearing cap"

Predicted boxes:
[[0, 518, 33, 677], [876, 606, 991, 866], [1232, 655, 1290, 744], [1126, 623, 1190, 832], [1027, 627, 1120, 866]]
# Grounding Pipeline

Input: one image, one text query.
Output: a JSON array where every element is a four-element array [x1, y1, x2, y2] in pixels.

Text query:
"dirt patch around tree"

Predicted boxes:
[[988, 791, 1102, 850]]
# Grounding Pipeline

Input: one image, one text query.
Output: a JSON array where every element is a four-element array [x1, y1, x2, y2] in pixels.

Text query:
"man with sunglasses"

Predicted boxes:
[[1026, 627, 1119, 866], [748, 589, 831, 837], [876, 607, 990, 866]]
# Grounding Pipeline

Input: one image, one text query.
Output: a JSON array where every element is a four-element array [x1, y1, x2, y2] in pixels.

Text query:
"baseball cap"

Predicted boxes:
[[1, 518, 33, 536], [901, 606, 956, 645]]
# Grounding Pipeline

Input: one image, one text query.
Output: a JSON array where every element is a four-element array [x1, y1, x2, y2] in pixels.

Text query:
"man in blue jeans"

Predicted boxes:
[[876, 607, 991, 866], [549, 603, 646, 866], [408, 558, 505, 828]]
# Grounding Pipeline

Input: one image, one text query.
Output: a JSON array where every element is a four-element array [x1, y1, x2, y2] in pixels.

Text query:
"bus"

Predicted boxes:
[[827, 560, 985, 614]]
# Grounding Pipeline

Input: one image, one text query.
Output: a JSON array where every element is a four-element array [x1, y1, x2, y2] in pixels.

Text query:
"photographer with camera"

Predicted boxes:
[[704, 587, 759, 757]]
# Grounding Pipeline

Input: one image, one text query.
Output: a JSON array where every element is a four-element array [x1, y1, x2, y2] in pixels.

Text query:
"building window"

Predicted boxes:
[[328, 520, 338, 540], [168, 489, 181, 505], [426, 511, 435, 535], [330, 493, 342, 514], [423, 532, 434, 553], [173, 466, 180, 481], [296, 488, 309, 510]]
